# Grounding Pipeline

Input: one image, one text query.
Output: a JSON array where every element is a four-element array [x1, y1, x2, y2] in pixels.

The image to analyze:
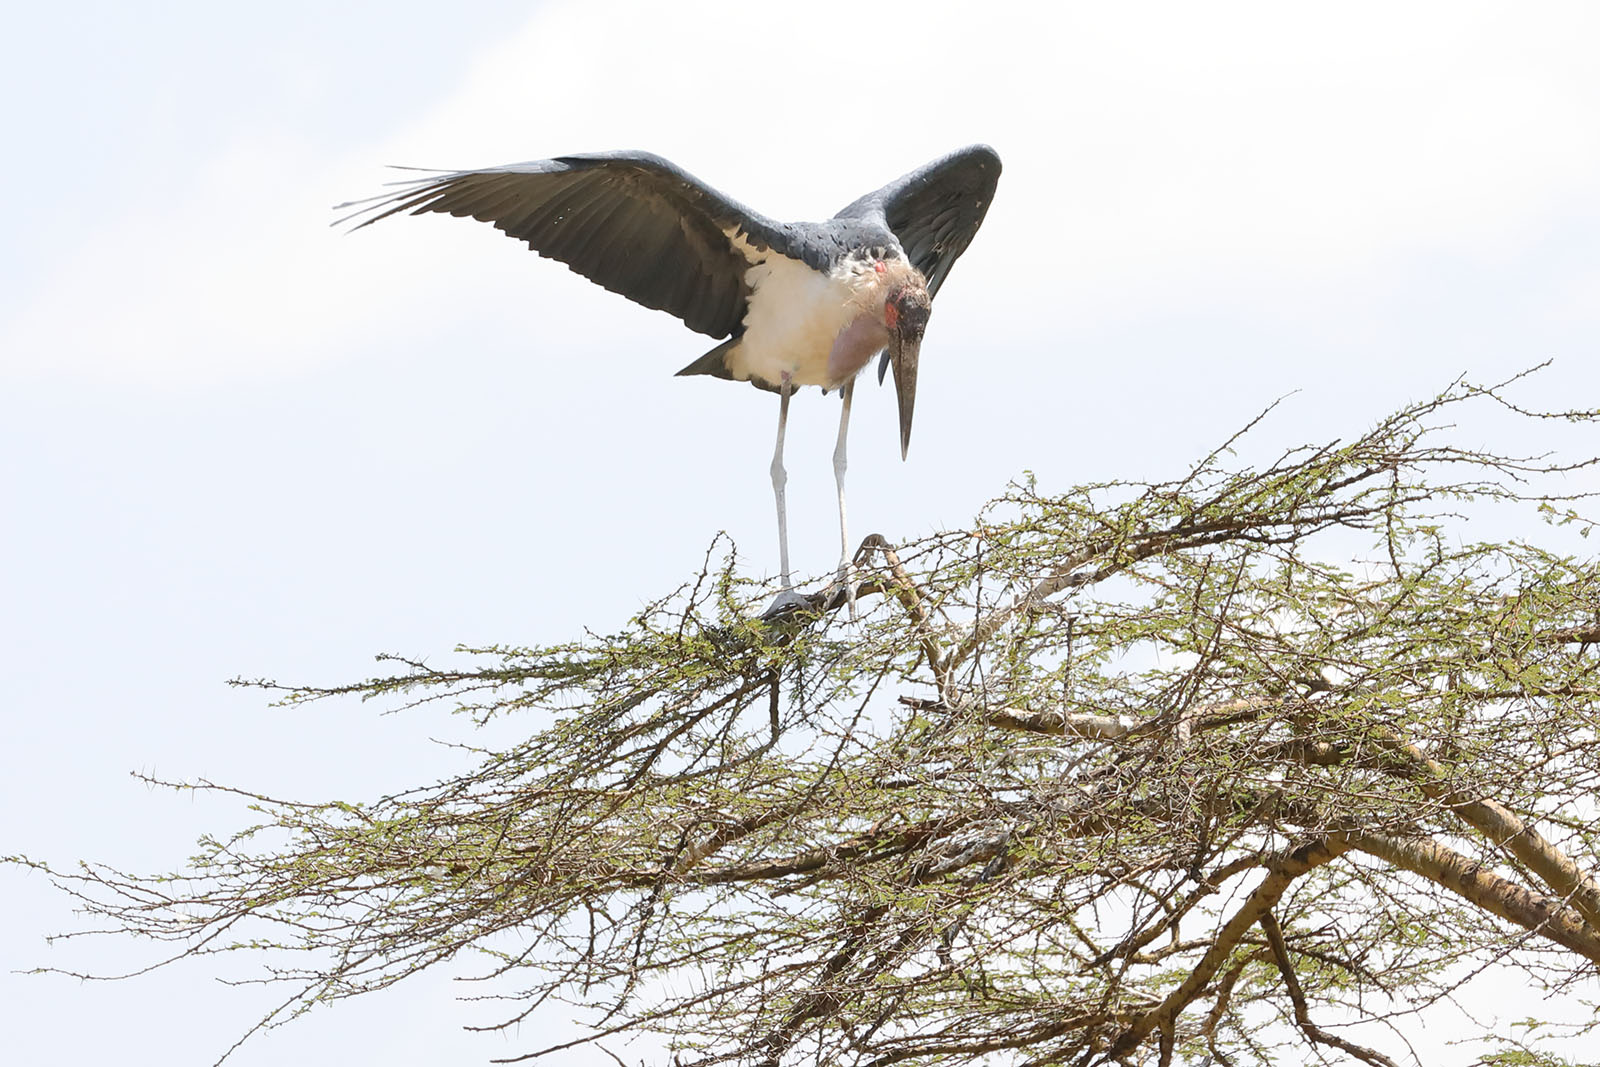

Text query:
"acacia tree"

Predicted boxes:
[[12, 373, 1600, 1067]]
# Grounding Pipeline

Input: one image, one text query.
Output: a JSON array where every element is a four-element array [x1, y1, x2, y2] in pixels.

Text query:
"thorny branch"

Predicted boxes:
[[10, 372, 1600, 1067]]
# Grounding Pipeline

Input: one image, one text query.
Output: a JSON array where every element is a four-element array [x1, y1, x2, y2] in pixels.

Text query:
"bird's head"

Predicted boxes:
[[884, 283, 931, 460]]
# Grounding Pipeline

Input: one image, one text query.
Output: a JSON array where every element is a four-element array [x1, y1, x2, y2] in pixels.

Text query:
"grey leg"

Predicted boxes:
[[833, 381, 858, 618], [770, 377, 795, 595]]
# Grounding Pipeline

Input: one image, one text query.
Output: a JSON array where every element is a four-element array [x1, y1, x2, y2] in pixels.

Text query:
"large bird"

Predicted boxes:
[[341, 145, 1000, 610]]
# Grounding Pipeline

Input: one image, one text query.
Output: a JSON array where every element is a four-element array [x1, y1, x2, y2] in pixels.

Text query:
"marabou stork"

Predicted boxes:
[[342, 145, 1000, 610]]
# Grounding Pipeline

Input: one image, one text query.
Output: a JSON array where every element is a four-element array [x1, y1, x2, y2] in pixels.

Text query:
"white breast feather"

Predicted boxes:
[[722, 230, 882, 389]]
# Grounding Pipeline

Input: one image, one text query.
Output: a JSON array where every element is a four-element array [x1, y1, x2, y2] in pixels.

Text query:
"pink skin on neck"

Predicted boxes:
[[825, 312, 890, 386]]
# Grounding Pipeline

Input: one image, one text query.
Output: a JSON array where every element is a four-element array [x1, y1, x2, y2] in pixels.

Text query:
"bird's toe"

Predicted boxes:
[[763, 588, 814, 620]]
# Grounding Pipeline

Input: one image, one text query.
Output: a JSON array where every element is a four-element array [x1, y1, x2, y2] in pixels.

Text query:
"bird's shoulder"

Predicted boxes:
[[775, 219, 904, 273]]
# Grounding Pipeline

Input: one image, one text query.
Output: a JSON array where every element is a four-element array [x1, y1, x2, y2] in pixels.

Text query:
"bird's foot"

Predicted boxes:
[[832, 559, 861, 621], [763, 587, 813, 620]]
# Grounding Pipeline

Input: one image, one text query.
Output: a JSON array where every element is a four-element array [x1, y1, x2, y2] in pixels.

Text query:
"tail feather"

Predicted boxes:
[[676, 336, 779, 394], [676, 337, 740, 379]]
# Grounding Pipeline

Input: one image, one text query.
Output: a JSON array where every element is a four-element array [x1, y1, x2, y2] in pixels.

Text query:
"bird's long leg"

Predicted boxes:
[[833, 380, 858, 618], [770, 376, 796, 599]]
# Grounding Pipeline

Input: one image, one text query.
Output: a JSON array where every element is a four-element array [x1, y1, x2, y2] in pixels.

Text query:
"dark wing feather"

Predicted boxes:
[[834, 144, 1001, 298], [338, 151, 798, 339]]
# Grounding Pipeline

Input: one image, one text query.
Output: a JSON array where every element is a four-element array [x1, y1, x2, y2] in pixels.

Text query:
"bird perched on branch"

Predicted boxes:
[[341, 145, 1000, 612]]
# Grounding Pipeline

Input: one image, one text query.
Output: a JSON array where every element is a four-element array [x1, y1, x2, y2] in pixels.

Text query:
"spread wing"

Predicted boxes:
[[833, 144, 1001, 298], [337, 151, 799, 339]]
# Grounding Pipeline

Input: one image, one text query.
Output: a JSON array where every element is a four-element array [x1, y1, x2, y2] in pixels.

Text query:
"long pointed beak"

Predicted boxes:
[[889, 334, 921, 460]]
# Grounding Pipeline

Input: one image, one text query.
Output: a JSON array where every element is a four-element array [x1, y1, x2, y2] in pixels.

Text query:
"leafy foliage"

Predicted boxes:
[[11, 371, 1600, 1066]]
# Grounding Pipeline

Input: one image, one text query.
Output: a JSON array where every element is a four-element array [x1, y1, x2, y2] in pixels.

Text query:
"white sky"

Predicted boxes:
[[3, 2, 1598, 1064]]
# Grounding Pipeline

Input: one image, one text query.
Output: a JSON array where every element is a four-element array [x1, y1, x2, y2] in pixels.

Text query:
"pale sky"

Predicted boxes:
[[4, 2, 1598, 1064]]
